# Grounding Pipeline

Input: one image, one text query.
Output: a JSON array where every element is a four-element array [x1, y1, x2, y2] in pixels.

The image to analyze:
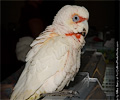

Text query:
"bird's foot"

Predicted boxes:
[[61, 89, 80, 98], [44, 89, 79, 98], [62, 89, 79, 95]]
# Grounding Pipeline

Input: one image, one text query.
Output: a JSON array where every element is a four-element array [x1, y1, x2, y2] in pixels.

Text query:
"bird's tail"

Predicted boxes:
[[10, 91, 43, 100]]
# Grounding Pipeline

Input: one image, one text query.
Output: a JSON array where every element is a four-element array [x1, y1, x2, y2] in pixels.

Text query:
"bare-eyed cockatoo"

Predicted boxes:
[[10, 5, 89, 100]]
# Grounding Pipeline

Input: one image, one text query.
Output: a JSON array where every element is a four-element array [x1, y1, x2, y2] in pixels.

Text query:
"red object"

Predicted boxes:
[[65, 33, 81, 39]]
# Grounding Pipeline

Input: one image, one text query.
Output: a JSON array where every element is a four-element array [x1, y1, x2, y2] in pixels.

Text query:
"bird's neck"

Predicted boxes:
[[44, 25, 85, 49], [65, 33, 81, 39]]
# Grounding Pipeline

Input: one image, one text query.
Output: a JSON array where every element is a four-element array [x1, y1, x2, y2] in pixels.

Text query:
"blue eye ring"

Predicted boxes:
[[72, 15, 80, 22]]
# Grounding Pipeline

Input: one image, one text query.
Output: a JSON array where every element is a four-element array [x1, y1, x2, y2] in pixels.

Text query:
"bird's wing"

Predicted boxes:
[[13, 32, 59, 89], [11, 34, 71, 100]]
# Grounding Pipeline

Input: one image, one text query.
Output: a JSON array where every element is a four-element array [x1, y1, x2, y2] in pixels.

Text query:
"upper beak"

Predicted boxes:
[[78, 20, 88, 38], [82, 20, 88, 34]]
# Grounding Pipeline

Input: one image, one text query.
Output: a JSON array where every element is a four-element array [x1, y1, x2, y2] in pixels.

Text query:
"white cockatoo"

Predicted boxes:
[[10, 5, 89, 100]]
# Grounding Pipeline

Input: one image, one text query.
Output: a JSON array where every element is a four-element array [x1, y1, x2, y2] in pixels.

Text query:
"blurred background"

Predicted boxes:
[[0, 0, 118, 99]]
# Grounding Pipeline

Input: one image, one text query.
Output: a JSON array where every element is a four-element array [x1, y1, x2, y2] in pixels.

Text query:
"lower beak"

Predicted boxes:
[[78, 28, 86, 37]]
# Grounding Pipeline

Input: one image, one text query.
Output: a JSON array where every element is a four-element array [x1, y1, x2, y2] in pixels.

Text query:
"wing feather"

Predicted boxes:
[[11, 35, 70, 100]]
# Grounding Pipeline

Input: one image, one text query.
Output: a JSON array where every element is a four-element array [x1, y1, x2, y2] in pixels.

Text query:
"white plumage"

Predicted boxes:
[[10, 5, 89, 100]]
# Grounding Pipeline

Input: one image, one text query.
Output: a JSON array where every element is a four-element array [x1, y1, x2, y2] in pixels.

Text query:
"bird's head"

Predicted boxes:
[[52, 5, 89, 39]]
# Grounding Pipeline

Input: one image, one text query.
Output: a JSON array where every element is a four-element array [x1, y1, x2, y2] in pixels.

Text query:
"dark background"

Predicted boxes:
[[0, 1, 118, 81]]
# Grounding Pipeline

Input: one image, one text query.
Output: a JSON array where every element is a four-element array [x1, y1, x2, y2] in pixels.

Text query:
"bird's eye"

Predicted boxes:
[[72, 15, 80, 22]]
